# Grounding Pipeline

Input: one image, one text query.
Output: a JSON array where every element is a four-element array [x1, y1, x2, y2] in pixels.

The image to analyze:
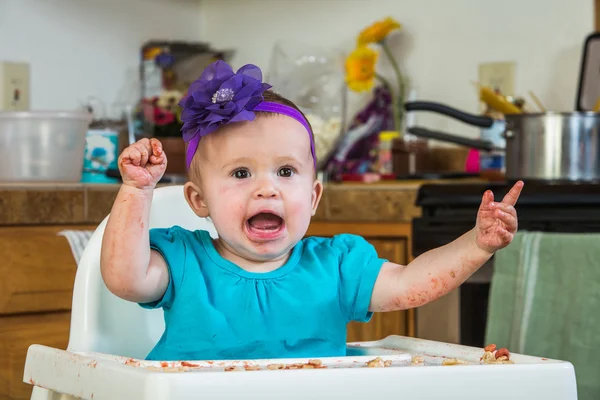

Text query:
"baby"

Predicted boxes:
[[100, 60, 523, 361]]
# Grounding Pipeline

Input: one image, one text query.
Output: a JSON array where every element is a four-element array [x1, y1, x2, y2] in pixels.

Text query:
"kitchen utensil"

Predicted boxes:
[[0, 110, 92, 182], [405, 101, 600, 182], [528, 90, 546, 112]]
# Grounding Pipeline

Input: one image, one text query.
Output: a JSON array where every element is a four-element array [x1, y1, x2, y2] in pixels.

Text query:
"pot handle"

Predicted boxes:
[[405, 101, 494, 128], [407, 127, 500, 152]]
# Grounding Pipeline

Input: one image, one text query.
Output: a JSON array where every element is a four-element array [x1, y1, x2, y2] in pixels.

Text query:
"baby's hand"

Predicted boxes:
[[118, 138, 167, 190], [475, 181, 524, 254]]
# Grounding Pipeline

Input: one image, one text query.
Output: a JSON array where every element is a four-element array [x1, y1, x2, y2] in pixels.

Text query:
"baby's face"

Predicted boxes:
[[195, 114, 322, 263]]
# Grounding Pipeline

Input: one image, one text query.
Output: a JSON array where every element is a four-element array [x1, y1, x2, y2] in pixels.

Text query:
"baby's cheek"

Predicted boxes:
[[287, 197, 313, 223], [218, 184, 234, 197], [209, 187, 244, 220], [219, 198, 245, 218]]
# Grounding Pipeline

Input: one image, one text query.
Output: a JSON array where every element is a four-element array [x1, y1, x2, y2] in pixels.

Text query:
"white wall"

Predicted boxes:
[[2, 0, 593, 138], [0, 0, 202, 117], [200, 0, 594, 138]]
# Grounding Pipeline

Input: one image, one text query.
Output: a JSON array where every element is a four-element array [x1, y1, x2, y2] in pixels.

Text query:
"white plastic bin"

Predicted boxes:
[[0, 110, 92, 182]]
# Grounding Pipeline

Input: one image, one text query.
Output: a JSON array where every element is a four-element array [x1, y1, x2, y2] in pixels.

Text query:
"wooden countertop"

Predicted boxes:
[[0, 178, 484, 226]]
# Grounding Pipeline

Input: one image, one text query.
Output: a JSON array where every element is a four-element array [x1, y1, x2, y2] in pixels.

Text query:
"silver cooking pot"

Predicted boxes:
[[404, 101, 600, 182]]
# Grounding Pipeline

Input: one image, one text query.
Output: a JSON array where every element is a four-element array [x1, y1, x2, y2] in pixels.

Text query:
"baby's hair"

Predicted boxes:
[[256, 90, 314, 141], [187, 90, 315, 182]]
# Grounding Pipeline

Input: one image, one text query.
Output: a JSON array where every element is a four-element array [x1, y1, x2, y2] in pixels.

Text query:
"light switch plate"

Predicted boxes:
[[0, 61, 30, 111], [477, 61, 516, 113], [478, 61, 516, 96]]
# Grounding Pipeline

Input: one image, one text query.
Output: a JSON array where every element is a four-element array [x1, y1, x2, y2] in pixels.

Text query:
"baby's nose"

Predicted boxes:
[[254, 180, 279, 198]]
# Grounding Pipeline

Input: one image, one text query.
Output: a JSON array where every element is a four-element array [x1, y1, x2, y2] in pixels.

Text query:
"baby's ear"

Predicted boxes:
[[184, 181, 209, 218], [311, 179, 324, 216]]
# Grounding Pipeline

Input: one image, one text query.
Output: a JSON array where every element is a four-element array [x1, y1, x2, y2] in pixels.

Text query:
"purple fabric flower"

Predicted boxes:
[[178, 60, 272, 164]]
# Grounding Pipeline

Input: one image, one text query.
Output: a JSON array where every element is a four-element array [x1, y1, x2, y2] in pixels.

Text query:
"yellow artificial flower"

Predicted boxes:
[[345, 46, 379, 92], [357, 17, 401, 46]]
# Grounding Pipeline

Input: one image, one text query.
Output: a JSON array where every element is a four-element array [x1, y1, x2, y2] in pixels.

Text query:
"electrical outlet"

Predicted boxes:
[[478, 61, 515, 113], [0, 62, 30, 111], [478, 61, 515, 95]]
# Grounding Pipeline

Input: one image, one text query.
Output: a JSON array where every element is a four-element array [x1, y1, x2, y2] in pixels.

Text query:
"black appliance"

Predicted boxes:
[[412, 181, 600, 347]]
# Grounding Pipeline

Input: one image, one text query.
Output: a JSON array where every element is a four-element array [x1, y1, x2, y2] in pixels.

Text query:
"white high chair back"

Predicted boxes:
[[67, 185, 218, 359]]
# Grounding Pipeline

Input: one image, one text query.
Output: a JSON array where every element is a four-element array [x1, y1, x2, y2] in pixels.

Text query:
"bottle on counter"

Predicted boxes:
[[377, 131, 400, 175], [479, 110, 507, 181]]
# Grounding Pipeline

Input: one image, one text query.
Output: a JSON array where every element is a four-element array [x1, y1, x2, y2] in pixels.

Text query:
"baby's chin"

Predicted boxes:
[[217, 234, 295, 266], [213, 221, 304, 266], [239, 239, 294, 262]]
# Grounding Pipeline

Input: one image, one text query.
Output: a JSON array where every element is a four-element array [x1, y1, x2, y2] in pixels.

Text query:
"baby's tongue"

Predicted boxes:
[[248, 213, 282, 230]]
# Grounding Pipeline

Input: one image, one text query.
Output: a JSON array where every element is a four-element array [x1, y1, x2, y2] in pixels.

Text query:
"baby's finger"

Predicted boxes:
[[490, 202, 517, 217], [135, 144, 150, 167], [479, 190, 494, 210], [149, 153, 166, 165], [498, 227, 514, 244], [495, 209, 518, 232], [150, 138, 163, 157], [122, 147, 142, 166], [501, 180, 524, 206]]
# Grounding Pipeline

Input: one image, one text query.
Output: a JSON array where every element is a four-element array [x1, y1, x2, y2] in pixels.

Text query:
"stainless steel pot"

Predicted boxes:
[[404, 101, 600, 182]]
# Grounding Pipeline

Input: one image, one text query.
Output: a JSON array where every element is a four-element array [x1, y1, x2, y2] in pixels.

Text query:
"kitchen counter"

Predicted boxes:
[[0, 179, 482, 226]]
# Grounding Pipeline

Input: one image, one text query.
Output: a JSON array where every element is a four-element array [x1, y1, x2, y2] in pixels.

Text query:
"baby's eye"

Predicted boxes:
[[277, 166, 295, 177], [232, 168, 250, 179]]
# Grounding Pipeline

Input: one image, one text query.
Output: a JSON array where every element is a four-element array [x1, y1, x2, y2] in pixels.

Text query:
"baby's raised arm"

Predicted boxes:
[[370, 181, 523, 312], [100, 138, 169, 304]]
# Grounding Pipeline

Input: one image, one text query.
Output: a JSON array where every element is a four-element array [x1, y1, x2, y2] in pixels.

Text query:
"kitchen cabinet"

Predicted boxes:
[[0, 226, 82, 400], [0, 312, 71, 400]]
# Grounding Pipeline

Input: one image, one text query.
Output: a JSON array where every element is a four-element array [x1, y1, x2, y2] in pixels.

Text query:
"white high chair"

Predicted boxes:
[[27, 185, 218, 400], [23, 186, 578, 400]]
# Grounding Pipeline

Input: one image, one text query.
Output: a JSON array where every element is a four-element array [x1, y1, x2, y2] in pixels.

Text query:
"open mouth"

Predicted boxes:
[[245, 212, 284, 239]]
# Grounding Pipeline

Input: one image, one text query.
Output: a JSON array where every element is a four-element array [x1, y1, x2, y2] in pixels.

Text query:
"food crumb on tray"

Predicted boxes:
[[411, 356, 424, 365], [123, 345, 515, 374], [481, 344, 514, 364], [124, 358, 140, 367], [366, 357, 392, 368], [441, 358, 468, 366], [226, 358, 326, 372]]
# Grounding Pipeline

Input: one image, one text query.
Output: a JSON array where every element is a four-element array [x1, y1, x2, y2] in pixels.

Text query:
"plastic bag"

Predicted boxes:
[[266, 40, 345, 169]]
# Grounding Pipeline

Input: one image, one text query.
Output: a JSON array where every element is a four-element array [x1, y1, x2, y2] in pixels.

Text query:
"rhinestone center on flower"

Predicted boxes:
[[211, 88, 235, 104]]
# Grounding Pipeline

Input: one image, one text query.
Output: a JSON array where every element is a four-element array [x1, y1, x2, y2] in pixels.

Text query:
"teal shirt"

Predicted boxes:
[[140, 226, 386, 361]]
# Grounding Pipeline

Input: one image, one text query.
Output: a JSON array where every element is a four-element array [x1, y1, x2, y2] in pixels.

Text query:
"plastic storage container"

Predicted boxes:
[[478, 119, 506, 179], [81, 129, 120, 184], [0, 110, 92, 182]]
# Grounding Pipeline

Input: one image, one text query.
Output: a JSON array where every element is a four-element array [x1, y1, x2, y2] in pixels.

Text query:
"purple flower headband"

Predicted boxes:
[[178, 60, 316, 169]]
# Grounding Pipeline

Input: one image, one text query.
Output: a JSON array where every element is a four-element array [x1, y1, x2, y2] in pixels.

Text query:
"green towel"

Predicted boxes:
[[486, 231, 600, 400]]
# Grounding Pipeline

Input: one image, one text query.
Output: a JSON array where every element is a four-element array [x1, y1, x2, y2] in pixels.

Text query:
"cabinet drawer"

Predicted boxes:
[[0, 226, 94, 315], [0, 312, 71, 400], [347, 311, 408, 343]]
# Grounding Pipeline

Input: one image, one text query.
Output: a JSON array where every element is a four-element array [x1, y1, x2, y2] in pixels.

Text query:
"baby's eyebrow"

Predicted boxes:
[[220, 157, 254, 169], [274, 155, 306, 167]]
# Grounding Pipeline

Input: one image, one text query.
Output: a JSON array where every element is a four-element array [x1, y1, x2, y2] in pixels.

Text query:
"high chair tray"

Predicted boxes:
[[24, 335, 577, 400]]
